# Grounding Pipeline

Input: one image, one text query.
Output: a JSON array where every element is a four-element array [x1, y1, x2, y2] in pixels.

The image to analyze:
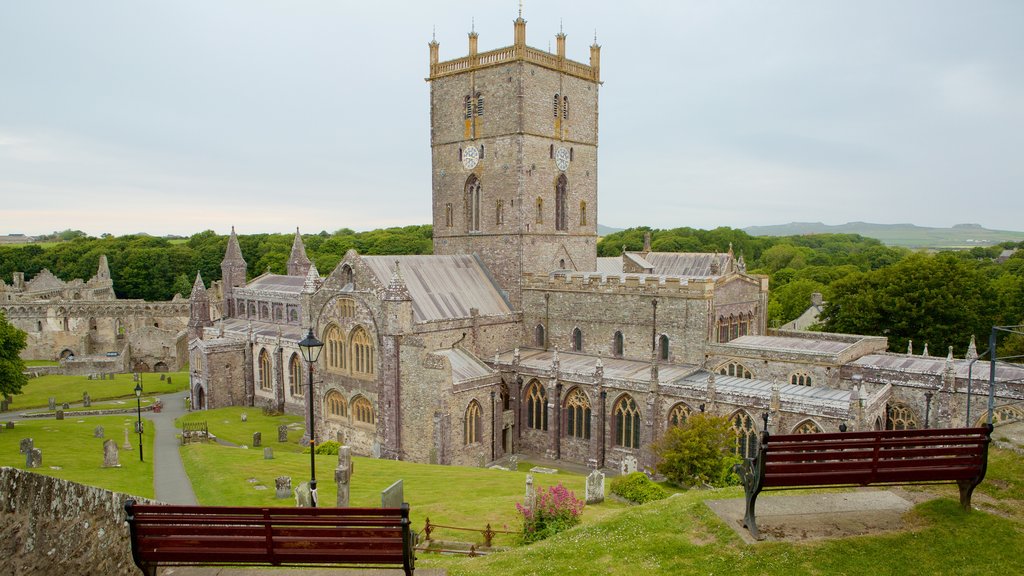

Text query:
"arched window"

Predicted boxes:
[[659, 334, 670, 361], [476, 93, 484, 116], [248, 303, 256, 317], [572, 327, 582, 352], [464, 400, 482, 445], [668, 403, 691, 427], [613, 331, 624, 357], [549, 144, 554, 159], [445, 203, 453, 228], [535, 324, 545, 347], [731, 411, 757, 459], [89, 317, 97, 331], [324, 324, 346, 372], [350, 326, 375, 377], [555, 174, 568, 231], [719, 361, 753, 379], [352, 396, 375, 425], [500, 384, 510, 410], [258, 349, 272, 391], [525, 380, 548, 431], [793, 420, 822, 434], [289, 308, 298, 322], [564, 388, 591, 440], [614, 395, 641, 449], [536, 197, 544, 224], [553, 93, 560, 118], [289, 353, 302, 396], [580, 201, 587, 226], [274, 307, 283, 321], [790, 372, 813, 386], [466, 175, 481, 232], [885, 403, 917, 430], [340, 265, 354, 287], [495, 199, 504, 225], [325, 390, 347, 419], [260, 304, 269, 320], [480, 143, 485, 158]]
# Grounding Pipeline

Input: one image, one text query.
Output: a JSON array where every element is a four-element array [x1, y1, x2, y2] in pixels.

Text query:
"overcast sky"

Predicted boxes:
[[2, 1, 1022, 237]]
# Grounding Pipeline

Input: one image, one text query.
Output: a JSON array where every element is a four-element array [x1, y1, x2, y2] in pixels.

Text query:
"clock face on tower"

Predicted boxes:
[[462, 145, 479, 170], [554, 146, 570, 171]]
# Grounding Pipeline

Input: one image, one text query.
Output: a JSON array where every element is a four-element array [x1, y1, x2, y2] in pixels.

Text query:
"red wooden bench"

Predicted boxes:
[[735, 425, 993, 540], [124, 501, 415, 575]]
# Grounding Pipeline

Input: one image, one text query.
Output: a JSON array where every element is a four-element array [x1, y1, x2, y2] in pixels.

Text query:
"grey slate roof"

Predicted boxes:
[[853, 353, 1024, 381], [432, 348, 496, 383], [218, 317, 306, 341], [725, 335, 853, 355], [644, 252, 730, 278], [595, 257, 624, 274], [245, 274, 306, 294], [677, 371, 852, 411], [497, 348, 700, 383], [362, 255, 512, 323]]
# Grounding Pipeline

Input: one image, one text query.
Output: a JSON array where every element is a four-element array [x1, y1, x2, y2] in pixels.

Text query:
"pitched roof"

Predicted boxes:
[[644, 252, 731, 278], [432, 348, 496, 383]]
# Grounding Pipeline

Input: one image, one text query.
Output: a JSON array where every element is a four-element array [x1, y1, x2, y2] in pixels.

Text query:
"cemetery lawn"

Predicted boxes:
[[9, 370, 189, 411], [0, 415, 154, 498], [176, 407, 305, 452]]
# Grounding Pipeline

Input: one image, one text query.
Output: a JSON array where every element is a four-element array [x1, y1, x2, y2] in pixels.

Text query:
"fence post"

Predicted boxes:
[[483, 523, 494, 547], [422, 517, 432, 541]]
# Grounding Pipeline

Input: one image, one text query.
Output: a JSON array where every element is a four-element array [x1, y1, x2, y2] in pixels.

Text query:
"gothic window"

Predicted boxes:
[[500, 384, 510, 410], [555, 174, 568, 231], [989, 405, 1024, 425], [564, 388, 591, 440], [325, 390, 347, 419], [525, 380, 548, 431], [464, 400, 482, 445], [580, 201, 587, 226], [719, 361, 753, 379], [37, 321, 42, 331], [885, 403, 917, 430], [668, 403, 691, 427], [261, 304, 269, 320], [559, 258, 566, 269], [350, 326, 375, 377], [340, 265, 354, 287], [465, 95, 472, 119], [339, 298, 355, 318], [89, 317, 97, 331], [274, 307, 283, 321], [614, 395, 641, 449], [466, 175, 481, 232], [289, 353, 302, 396], [496, 199, 504, 225], [572, 327, 582, 352], [324, 324, 346, 372], [536, 197, 543, 224], [659, 334, 670, 361], [258, 349, 272, 391], [476, 93, 484, 116], [563, 96, 568, 119], [248, 303, 256, 317], [553, 93, 559, 118], [613, 331, 624, 357], [352, 396, 375, 425], [790, 372, 813, 387], [731, 411, 757, 459], [793, 420, 822, 434], [289, 308, 298, 322], [445, 203, 453, 228], [535, 324, 545, 347]]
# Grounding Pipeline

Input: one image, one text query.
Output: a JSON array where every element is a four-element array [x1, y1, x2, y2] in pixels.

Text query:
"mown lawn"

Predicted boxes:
[[176, 407, 305, 452], [9, 370, 189, 411], [0, 415, 154, 498]]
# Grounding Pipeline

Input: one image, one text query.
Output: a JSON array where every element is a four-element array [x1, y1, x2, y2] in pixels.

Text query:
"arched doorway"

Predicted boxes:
[[193, 385, 206, 411]]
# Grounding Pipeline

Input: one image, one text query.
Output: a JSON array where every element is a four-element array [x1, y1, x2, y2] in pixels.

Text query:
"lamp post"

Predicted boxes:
[[134, 382, 144, 462], [298, 328, 324, 507]]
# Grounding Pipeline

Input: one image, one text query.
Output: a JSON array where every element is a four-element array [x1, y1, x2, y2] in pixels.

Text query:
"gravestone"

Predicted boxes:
[[102, 439, 120, 468], [252, 432, 261, 447], [160, 374, 166, 381], [509, 454, 518, 471], [19, 437, 33, 454], [27, 448, 42, 468], [1, 400, 8, 412], [6, 421, 14, 429], [586, 469, 605, 504], [275, 476, 292, 499], [278, 425, 288, 442], [381, 479, 404, 509], [621, 455, 638, 475], [336, 430, 345, 445], [335, 445, 352, 507], [167, 377, 172, 385], [62, 402, 69, 410], [48, 397, 56, 411], [82, 392, 91, 408], [264, 447, 273, 459], [122, 428, 133, 451], [240, 412, 247, 422], [55, 410, 64, 421], [94, 426, 104, 438], [524, 474, 536, 513], [294, 481, 313, 507]]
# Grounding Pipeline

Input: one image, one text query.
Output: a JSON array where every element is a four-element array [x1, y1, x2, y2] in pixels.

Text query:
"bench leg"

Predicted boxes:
[[957, 479, 979, 511], [742, 489, 763, 541]]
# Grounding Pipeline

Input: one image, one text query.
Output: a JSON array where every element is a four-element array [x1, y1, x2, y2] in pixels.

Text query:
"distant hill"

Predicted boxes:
[[597, 224, 624, 237], [743, 221, 1024, 248]]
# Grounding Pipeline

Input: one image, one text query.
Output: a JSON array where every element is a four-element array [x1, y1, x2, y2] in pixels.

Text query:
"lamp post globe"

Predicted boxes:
[[298, 328, 324, 506]]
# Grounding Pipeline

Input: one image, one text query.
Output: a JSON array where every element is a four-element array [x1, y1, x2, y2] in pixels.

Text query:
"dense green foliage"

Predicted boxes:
[[0, 312, 29, 398], [653, 413, 741, 488], [609, 471, 669, 504]]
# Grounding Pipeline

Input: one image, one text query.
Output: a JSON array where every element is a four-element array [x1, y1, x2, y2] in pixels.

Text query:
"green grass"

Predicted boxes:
[[9, 371, 189, 411], [176, 407, 305, 452], [0, 415, 154, 498]]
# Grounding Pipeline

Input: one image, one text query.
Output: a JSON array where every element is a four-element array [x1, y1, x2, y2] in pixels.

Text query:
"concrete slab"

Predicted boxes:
[[706, 489, 915, 544]]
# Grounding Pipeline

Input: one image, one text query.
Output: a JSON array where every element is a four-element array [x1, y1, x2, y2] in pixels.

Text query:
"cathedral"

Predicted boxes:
[[187, 16, 1024, 473]]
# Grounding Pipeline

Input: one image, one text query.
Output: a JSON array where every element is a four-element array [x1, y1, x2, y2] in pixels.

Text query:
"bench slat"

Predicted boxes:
[[764, 445, 984, 463]]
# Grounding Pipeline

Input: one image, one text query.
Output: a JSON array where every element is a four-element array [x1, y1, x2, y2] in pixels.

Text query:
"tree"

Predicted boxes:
[[653, 413, 740, 488], [0, 312, 29, 398]]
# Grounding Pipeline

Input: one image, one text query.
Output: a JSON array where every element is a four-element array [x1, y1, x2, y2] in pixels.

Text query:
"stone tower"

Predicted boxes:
[[287, 227, 313, 277], [187, 272, 213, 340], [427, 15, 601, 307], [220, 226, 247, 317]]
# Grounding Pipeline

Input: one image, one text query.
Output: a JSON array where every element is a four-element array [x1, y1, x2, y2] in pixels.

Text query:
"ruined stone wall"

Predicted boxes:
[[0, 467, 150, 576]]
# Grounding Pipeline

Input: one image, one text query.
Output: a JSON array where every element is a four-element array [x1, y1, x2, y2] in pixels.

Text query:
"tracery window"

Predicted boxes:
[[564, 388, 591, 440], [258, 349, 272, 391], [350, 326, 375, 377], [325, 390, 347, 419], [719, 361, 753, 379], [731, 411, 757, 459], [339, 299, 356, 318], [324, 324, 346, 372], [464, 400, 482, 445], [555, 174, 568, 231], [613, 331, 624, 357], [572, 327, 582, 352], [340, 265, 354, 287], [525, 380, 548, 431], [352, 396, 375, 425], [261, 305, 269, 320], [793, 420, 822, 434], [790, 372, 813, 387], [885, 403, 917, 430], [289, 353, 302, 396], [668, 403, 691, 428], [466, 175, 481, 232], [614, 395, 641, 449]]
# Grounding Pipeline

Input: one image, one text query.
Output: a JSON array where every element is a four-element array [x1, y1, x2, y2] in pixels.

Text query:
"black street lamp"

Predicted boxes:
[[134, 382, 144, 463], [298, 328, 324, 507]]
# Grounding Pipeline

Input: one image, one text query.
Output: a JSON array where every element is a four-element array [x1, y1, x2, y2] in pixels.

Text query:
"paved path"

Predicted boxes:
[[151, 392, 198, 504]]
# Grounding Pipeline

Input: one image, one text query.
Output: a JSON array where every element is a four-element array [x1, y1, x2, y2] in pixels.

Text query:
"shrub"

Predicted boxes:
[[515, 483, 585, 543], [303, 440, 340, 455], [610, 472, 668, 504], [653, 413, 741, 488]]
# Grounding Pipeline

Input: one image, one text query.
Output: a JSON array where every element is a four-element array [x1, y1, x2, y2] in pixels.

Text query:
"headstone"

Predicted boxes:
[[275, 476, 292, 499], [1, 400, 8, 412], [94, 426, 104, 438], [55, 410, 64, 421], [122, 428, 133, 451], [263, 447, 273, 459], [62, 402, 69, 410], [19, 437, 33, 454], [381, 479, 404, 509], [27, 448, 42, 468], [252, 432, 261, 447], [5, 422, 14, 429], [278, 425, 288, 442], [160, 374, 166, 381], [524, 474, 536, 513], [102, 439, 120, 468], [294, 481, 312, 507], [336, 430, 345, 445], [509, 454, 518, 471], [167, 377, 172, 385], [48, 397, 56, 411], [335, 446, 352, 507], [586, 469, 605, 504], [621, 455, 638, 475], [241, 412, 247, 422], [82, 392, 91, 408]]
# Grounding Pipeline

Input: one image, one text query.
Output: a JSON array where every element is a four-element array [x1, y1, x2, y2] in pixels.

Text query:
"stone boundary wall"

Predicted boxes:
[[0, 467, 152, 575]]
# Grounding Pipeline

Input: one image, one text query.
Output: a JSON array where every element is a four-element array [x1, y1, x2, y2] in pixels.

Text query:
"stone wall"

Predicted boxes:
[[0, 467, 149, 576]]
